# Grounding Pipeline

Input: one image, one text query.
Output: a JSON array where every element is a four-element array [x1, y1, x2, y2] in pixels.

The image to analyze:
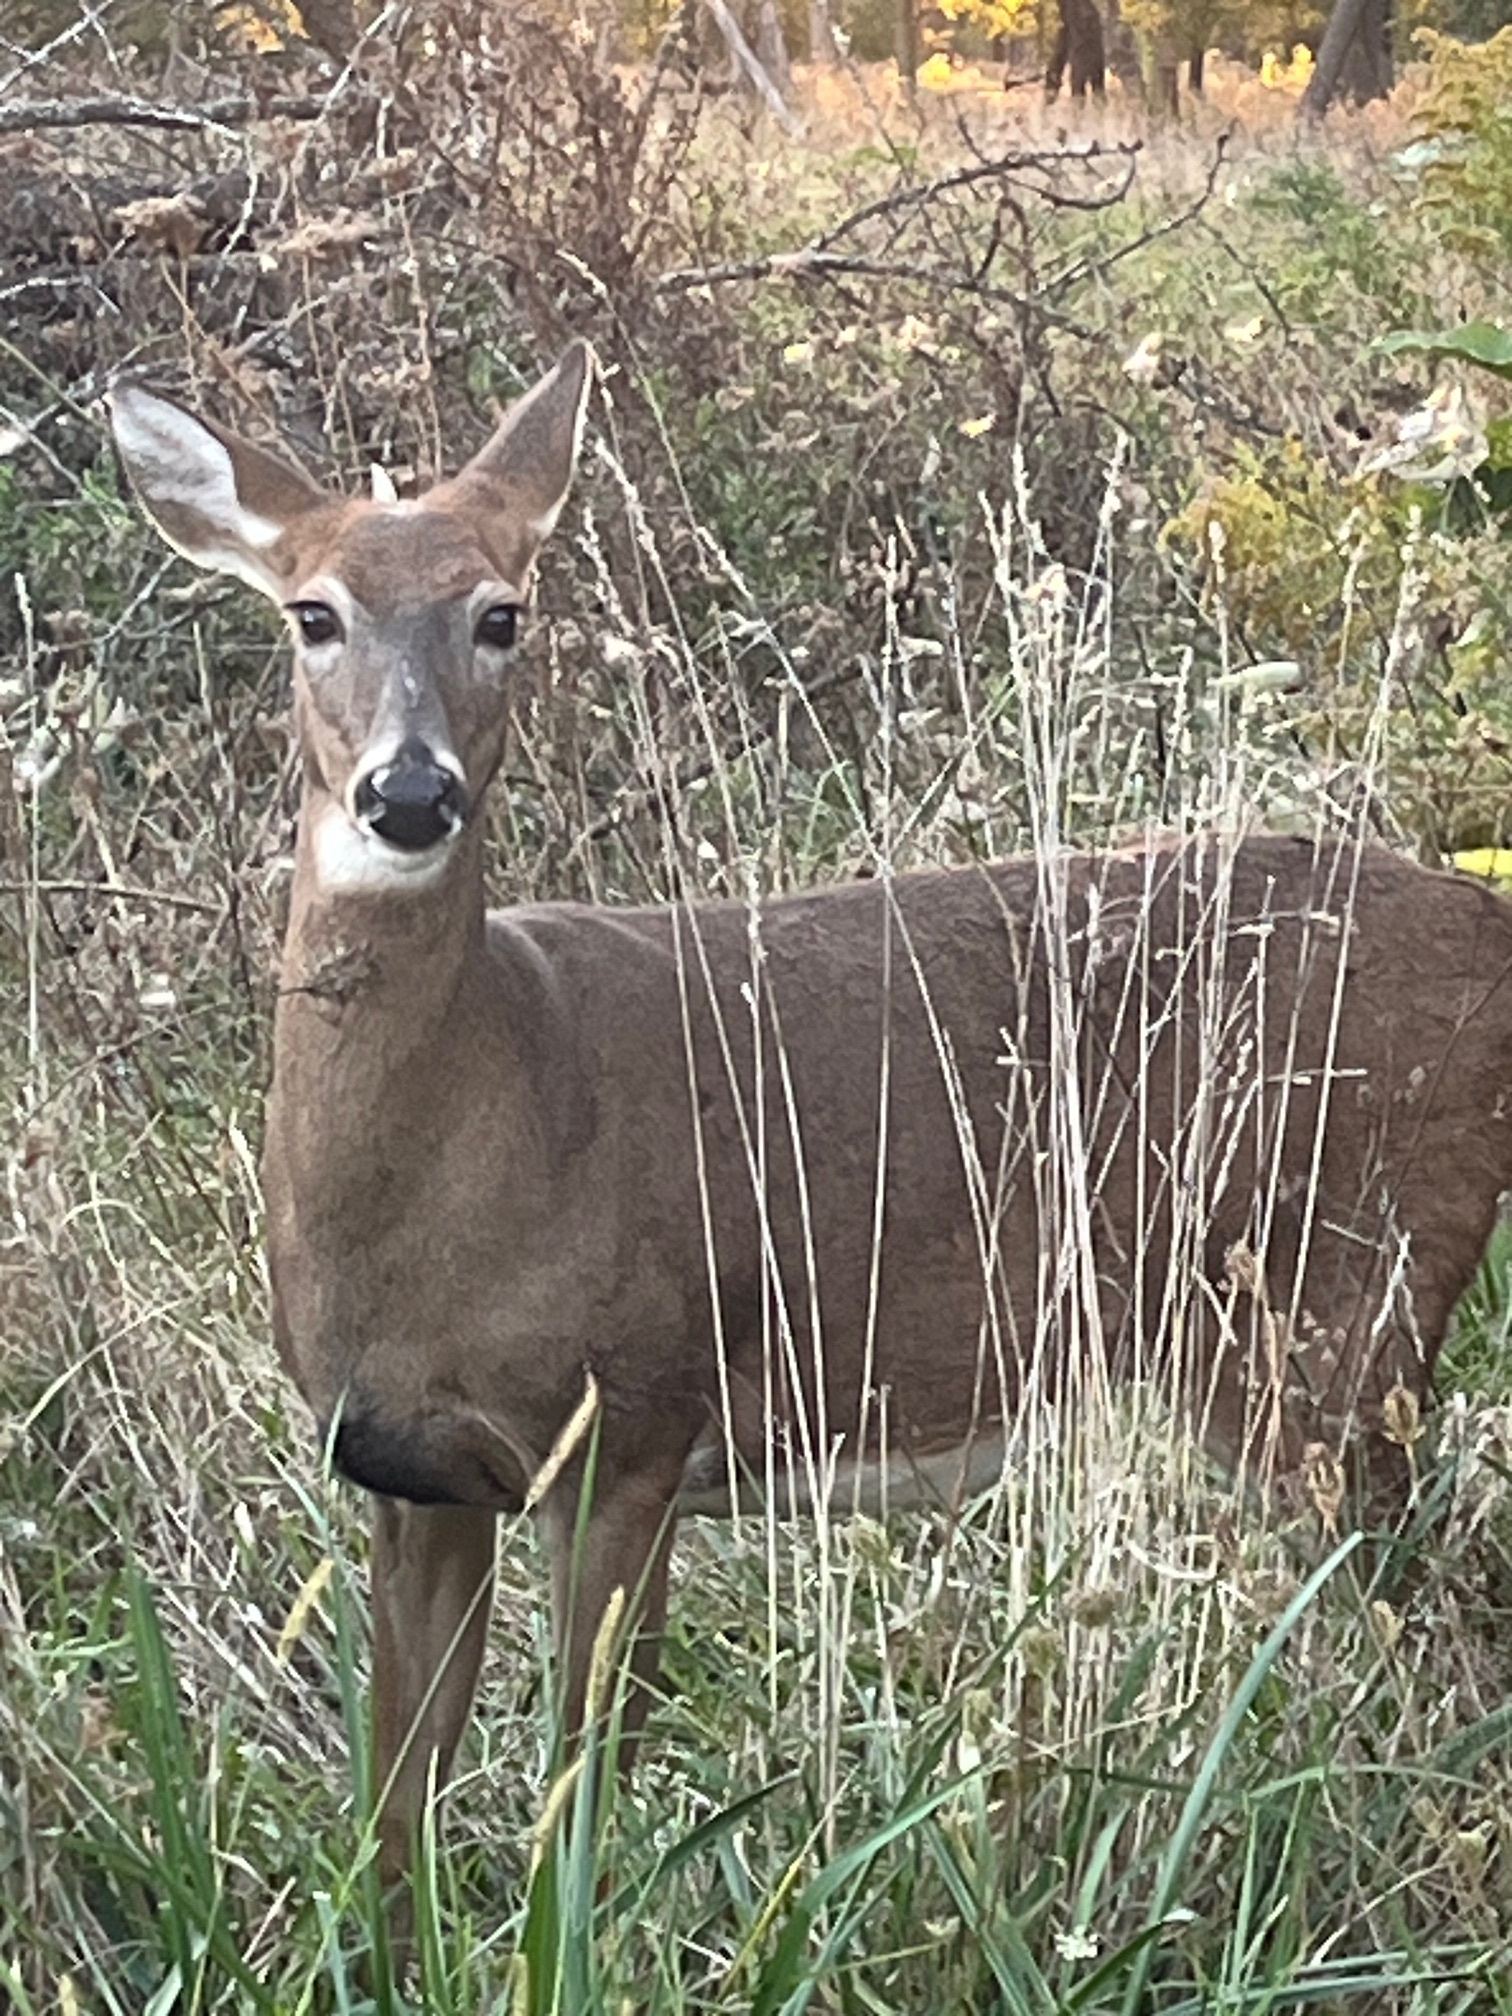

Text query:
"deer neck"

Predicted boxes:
[[275, 784, 491, 1091]]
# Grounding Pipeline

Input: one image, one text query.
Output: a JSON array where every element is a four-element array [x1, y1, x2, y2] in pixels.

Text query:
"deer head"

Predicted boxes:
[[109, 343, 593, 894]]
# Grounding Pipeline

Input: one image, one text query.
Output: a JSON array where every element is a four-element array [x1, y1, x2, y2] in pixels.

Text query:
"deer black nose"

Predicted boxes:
[[353, 743, 467, 851]]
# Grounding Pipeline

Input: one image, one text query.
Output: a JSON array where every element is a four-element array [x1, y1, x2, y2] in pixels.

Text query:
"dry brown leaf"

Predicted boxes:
[[267, 209, 379, 262], [114, 194, 208, 258]]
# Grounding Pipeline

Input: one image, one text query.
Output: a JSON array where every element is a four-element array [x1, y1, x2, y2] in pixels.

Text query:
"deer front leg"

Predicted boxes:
[[543, 1465, 680, 1768], [371, 1500, 498, 1892]]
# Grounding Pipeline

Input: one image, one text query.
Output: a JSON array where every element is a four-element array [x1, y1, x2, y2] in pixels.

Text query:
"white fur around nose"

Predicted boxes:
[[312, 802, 454, 894]]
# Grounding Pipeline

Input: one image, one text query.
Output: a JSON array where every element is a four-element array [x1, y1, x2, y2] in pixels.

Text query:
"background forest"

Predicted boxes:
[[6, 1, 1512, 2010]]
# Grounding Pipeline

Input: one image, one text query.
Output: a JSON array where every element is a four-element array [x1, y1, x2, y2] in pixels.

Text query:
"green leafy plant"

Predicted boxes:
[[1412, 26, 1512, 264]]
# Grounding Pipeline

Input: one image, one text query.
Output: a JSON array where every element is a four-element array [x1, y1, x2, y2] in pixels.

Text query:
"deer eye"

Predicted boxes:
[[475, 604, 519, 651], [288, 601, 343, 647]]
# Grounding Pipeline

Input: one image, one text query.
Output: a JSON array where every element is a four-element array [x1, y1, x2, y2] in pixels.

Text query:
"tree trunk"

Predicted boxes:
[[897, 0, 921, 92], [1133, 24, 1179, 117], [1301, 0, 1393, 119], [295, 0, 358, 62], [808, 0, 837, 60], [753, 0, 793, 98], [1339, 0, 1392, 101], [1046, 21, 1069, 94], [1155, 45, 1179, 116], [700, 0, 802, 131], [1189, 43, 1205, 93], [1102, 0, 1142, 92], [1046, 0, 1105, 98]]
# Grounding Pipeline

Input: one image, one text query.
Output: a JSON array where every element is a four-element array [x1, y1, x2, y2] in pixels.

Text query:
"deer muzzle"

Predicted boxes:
[[352, 738, 469, 853]]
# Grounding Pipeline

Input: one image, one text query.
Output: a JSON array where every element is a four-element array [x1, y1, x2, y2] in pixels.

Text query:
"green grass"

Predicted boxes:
[[8, 1490, 1510, 2010]]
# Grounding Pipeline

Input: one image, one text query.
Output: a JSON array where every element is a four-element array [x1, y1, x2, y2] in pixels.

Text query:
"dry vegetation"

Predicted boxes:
[[4, 8, 1512, 2009]]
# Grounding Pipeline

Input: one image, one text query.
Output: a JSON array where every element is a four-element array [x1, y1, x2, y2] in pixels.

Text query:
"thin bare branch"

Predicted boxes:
[[652, 246, 1095, 335], [653, 141, 1139, 313], [1044, 132, 1230, 301], [0, 879, 227, 915], [0, 92, 334, 136], [812, 141, 1141, 253]]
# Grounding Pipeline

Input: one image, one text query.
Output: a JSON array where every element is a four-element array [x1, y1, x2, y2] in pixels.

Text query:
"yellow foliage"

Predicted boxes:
[[1169, 440, 1512, 853], [938, 0, 1037, 34], [1415, 23, 1512, 133], [1453, 848, 1512, 885], [1168, 442, 1377, 657], [1412, 29, 1512, 260], [216, 0, 303, 52], [1258, 43, 1315, 91]]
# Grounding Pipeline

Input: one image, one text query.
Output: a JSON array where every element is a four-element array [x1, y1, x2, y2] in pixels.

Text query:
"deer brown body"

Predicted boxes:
[[112, 344, 1512, 1912]]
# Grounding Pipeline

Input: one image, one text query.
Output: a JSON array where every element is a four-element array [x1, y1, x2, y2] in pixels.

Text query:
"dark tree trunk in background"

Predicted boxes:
[[1302, 0, 1393, 117], [1046, 0, 1105, 98], [897, 0, 921, 89], [296, 0, 358, 62], [1154, 41, 1179, 115], [1102, 0, 1142, 91], [1188, 43, 1205, 92], [1339, 0, 1392, 100]]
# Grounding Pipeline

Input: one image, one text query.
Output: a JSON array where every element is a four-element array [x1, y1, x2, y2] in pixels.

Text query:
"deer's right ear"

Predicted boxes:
[[109, 383, 326, 601], [432, 341, 595, 563]]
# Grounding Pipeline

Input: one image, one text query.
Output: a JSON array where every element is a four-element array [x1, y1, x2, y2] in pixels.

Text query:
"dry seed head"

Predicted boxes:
[[1381, 1382, 1424, 1447], [527, 1754, 588, 1879], [1224, 1241, 1265, 1299], [1412, 1793, 1449, 1842], [1451, 1824, 1492, 1885], [960, 1686, 995, 1743], [847, 1514, 893, 1575], [1303, 1441, 1346, 1535], [584, 1582, 627, 1727], [523, 1368, 601, 1512], [1019, 1624, 1061, 1677], [1068, 1583, 1120, 1628], [1369, 1598, 1403, 1654]]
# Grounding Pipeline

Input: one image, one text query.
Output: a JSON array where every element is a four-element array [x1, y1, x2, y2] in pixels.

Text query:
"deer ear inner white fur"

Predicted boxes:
[[110, 386, 290, 597]]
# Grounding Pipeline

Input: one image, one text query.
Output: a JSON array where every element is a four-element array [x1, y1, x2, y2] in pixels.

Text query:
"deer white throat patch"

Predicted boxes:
[[311, 802, 455, 894]]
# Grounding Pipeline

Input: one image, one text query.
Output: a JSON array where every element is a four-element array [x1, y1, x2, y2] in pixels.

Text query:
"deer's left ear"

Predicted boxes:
[[428, 341, 594, 573], [109, 383, 327, 601]]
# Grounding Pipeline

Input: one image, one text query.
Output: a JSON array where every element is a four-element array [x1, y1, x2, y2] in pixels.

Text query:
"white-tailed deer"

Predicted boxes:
[[112, 343, 1512, 1910]]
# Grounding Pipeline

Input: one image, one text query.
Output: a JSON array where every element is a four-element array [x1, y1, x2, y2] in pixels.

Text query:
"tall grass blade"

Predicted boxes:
[[1117, 1532, 1363, 2016]]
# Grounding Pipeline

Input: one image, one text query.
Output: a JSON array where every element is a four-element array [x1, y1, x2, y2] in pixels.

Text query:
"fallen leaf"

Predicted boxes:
[[114, 194, 208, 258]]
